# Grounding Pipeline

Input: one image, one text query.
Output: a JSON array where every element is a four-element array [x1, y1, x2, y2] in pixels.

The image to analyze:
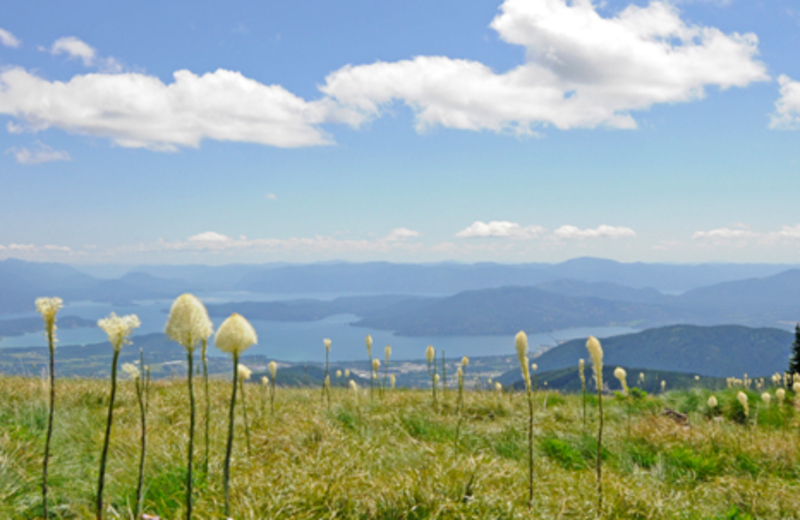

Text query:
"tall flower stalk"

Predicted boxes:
[[515, 332, 535, 509], [200, 339, 210, 476], [96, 312, 140, 520], [441, 349, 447, 401], [261, 376, 269, 416], [123, 357, 149, 520], [269, 361, 277, 415], [36, 297, 62, 519], [322, 339, 331, 404], [238, 364, 253, 455], [426, 345, 437, 407], [215, 313, 257, 519], [586, 336, 604, 518], [531, 363, 538, 392], [366, 335, 373, 398], [384, 345, 392, 397], [579, 359, 587, 428], [372, 358, 381, 399], [165, 293, 213, 519], [614, 367, 630, 437]]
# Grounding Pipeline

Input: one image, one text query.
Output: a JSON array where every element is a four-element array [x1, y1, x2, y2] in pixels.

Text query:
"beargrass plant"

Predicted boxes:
[[165, 293, 213, 519], [531, 363, 538, 393], [515, 331, 535, 509], [586, 335, 604, 518], [215, 313, 257, 519], [579, 359, 587, 428], [238, 364, 253, 455], [441, 349, 447, 401], [426, 345, 437, 407], [366, 335, 373, 397], [96, 312, 140, 520], [384, 345, 391, 397], [122, 358, 149, 520], [323, 339, 331, 404], [269, 361, 277, 415], [35, 296, 62, 519], [614, 367, 630, 437]]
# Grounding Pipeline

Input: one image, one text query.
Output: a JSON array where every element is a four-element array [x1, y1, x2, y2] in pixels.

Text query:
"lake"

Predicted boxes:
[[0, 295, 638, 362]]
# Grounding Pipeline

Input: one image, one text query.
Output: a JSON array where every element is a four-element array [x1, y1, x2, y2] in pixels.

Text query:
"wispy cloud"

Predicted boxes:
[[47, 36, 122, 72], [692, 224, 800, 246], [0, 28, 21, 48], [322, 0, 768, 134], [6, 142, 71, 165], [455, 221, 635, 240], [265, 193, 278, 201]]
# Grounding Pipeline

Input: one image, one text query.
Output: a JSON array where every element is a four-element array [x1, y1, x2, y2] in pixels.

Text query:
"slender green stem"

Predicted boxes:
[[96, 348, 120, 520], [223, 353, 239, 518], [186, 349, 195, 520], [202, 340, 210, 477], [322, 350, 329, 403], [42, 329, 55, 519], [597, 382, 603, 518], [527, 387, 534, 509], [441, 350, 446, 402], [582, 382, 587, 429], [240, 377, 251, 456], [134, 350, 147, 520], [270, 377, 276, 416]]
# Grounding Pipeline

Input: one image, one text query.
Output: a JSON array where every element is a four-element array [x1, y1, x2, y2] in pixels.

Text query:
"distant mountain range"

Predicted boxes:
[[2, 258, 800, 335]]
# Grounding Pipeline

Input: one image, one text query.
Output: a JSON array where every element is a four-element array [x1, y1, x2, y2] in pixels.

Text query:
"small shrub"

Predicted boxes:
[[540, 436, 586, 470]]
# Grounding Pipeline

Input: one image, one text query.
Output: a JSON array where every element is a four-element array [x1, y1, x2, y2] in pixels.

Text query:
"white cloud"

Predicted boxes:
[[321, 0, 768, 134], [0, 28, 21, 48], [692, 224, 800, 245], [51, 37, 96, 66], [770, 75, 800, 130], [0, 243, 72, 254], [553, 225, 637, 239], [149, 228, 423, 254], [456, 221, 547, 239], [0, 67, 360, 150], [265, 193, 278, 201], [6, 142, 71, 165]]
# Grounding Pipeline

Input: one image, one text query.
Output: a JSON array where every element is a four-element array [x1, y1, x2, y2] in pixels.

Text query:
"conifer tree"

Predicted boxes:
[[789, 323, 800, 375]]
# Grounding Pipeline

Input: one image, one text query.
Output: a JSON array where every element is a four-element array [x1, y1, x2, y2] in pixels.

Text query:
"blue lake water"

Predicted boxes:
[[0, 295, 638, 362]]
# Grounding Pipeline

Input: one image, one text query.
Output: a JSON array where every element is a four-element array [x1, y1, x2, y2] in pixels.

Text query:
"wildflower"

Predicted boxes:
[[579, 359, 587, 428], [36, 296, 62, 519], [350, 379, 358, 392], [390, 374, 396, 389], [237, 364, 253, 454], [738, 391, 749, 419], [262, 376, 269, 387], [515, 331, 535, 508], [215, 313, 257, 518], [238, 364, 252, 380], [324, 338, 331, 351], [708, 395, 718, 409], [372, 358, 380, 373], [777, 388, 786, 403], [585, 336, 604, 517], [762, 392, 771, 406], [366, 335, 373, 358], [384, 345, 392, 395], [434, 374, 440, 384], [96, 312, 140, 520], [516, 332, 531, 389], [426, 345, 435, 364], [614, 367, 628, 396], [122, 363, 140, 379], [426, 345, 438, 407], [344, 369, 350, 378], [322, 339, 332, 404], [661, 380, 666, 393], [462, 356, 469, 367], [268, 361, 277, 415], [794, 382, 800, 393], [495, 381, 502, 393], [269, 361, 277, 379]]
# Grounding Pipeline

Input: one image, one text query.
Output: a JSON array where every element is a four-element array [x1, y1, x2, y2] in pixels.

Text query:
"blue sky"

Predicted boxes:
[[1, 0, 800, 265]]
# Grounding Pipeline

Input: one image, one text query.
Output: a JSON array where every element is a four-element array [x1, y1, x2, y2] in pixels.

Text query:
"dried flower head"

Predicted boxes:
[[324, 338, 331, 352], [461, 356, 469, 367], [777, 388, 786, 403], [531, 363, 538, 372], [98, 312, 141, 351], [372, 358, 380, 372], [434, 374, 440, 383], [122, 362, 140, 380], [336, 370, 342, 378], [661, 380, 666, 392], [385, 345, 391, 360], [494, 382, 502, 392], [515, 331, 531, 388], [586, 336, 603, 387], [165, 293, 213, 351], [390, 374, 396, 389], [269, 361, 277, 379], [344, 369, 350, 378], [737, 391, 749, 417], [579, 359, 585, 384], [36, 297, 63, 334], [365, 335, 373, 357], [349, 380, 358, 391], [261, 376, 269, 387], [762, 392, 771, 405], [425, 345, 435, 363], [214, 313, 257, 356], [707, 395, 717, 408], [237, 364, 252, 381]]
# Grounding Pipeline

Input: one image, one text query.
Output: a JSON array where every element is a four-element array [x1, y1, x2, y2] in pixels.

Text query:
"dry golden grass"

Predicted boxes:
[[2, 375, 800, 519]]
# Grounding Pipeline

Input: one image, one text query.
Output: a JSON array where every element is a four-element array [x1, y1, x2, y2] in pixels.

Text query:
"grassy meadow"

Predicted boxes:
[[3, 374, 800, 519]]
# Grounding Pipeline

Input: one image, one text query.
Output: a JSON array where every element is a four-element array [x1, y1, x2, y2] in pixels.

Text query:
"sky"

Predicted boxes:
[[1, 0, 800, 265]]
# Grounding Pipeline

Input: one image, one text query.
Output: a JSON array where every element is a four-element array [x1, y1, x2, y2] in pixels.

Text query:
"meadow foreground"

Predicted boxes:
[[1, 376, 798, 519]]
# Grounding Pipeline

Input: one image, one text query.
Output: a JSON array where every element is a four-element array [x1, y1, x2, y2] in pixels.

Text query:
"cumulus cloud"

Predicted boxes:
[[0, 28, 21, 48], [770, 75, 800, 130], [6, 142, 71, 165], [553, 225, 637, 239], [321, 0, 768, 134], [51, 37, 96, 66], [0, 67, 363, 150], [456, 221, 547, 239], [146, 228, 423, 254], [692, 224, 800, 245]]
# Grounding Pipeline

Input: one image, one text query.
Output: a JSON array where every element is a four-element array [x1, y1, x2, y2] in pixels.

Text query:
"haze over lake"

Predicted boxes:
[[0, 293, 636, 362]]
